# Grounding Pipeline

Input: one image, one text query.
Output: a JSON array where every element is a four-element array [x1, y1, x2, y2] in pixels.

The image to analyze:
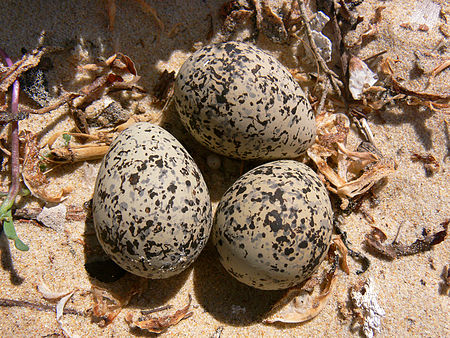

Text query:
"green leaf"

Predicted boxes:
[[2, 209, 29, 252], [14, 238, 29, 251]]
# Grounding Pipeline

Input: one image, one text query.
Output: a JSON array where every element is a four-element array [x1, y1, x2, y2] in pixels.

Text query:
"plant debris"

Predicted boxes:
[[37, 279, 72, 300], [14, 205, 87, 222], [152, 70, 175, 104], [307, 112, 396, 207], [264, 249, 340, 324], [334, 220, 371, 275], [0, 47, 55, 94], [350, 278, 385, 338], [410, 153, 440, 175], [56, 291, 76, 338], [125, 295, 193, 334], [365, 221, 448, 260], [91, 286, 128, 327], [22, 132, 72, 203]]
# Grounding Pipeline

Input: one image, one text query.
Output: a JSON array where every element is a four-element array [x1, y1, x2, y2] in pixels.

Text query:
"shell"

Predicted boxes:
[[174, 41, 316, 160], [92, 122, 212, 279], [212, 160, 333, 290]]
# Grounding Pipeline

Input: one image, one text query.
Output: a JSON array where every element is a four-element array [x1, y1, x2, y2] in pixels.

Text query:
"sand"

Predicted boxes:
[[0, 0, 449, 337]]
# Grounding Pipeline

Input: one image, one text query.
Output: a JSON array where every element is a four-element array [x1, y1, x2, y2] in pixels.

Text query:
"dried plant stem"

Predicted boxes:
[[296, 0, 343, 95]]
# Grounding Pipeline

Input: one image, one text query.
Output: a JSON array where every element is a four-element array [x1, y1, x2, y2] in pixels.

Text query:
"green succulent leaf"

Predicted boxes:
[[2, 209, 29, 251]]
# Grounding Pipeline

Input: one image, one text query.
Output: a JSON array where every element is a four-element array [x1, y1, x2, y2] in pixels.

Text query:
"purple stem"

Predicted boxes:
[[0, 48, 20, 209]]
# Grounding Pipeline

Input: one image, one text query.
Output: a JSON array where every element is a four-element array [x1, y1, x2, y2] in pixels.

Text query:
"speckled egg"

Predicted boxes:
[[212, 160, 333, 290], [174, 41, 316, 160], [92, 122, 212, 279]]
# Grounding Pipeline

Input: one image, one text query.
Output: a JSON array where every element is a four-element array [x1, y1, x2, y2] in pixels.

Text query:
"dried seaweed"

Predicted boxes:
[[125, 295, 193, 334], [365, 222, 448, 260]]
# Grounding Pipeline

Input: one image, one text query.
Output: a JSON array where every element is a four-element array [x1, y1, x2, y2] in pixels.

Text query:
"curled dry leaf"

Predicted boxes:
[[365, 222, 448, 260], [336, 158, 396, 198], [264, 264, 338, 324], [22, 132, 71, 203], [125, 295, 193, 334]]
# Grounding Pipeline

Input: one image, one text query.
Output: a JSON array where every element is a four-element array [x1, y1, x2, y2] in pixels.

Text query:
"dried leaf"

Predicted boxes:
[[264, 267, 337, 324], [22, 132, 71, 203], [152, 70, 175, 103], [391, 76, 450, 101], [126, 295, 193, 333]]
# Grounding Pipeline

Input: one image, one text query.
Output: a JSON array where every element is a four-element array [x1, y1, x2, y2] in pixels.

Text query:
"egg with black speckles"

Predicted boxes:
[[212, 160, 333, 290], [174, 41, 316, 160], [92, 122, 212, 279]]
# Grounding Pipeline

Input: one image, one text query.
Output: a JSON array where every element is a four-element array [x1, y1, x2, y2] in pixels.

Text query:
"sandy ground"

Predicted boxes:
[[0, 0, 449, 337]]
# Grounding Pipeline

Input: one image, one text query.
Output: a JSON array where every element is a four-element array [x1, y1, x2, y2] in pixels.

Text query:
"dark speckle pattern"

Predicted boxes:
[[174, 41, 316, 160], [212, 160, 333, 290], [93, 122, 212, 279]]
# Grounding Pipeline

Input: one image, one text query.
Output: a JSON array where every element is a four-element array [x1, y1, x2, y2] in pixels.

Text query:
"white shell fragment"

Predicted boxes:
[[410, 0, 441, 29], [212, 160, 333, 290], [349, 56, 378, 100], [174, 41, 316, 160], [351, 278, 385, 338], [310, 11, 330, 32], [93, 122, 212, 279]]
